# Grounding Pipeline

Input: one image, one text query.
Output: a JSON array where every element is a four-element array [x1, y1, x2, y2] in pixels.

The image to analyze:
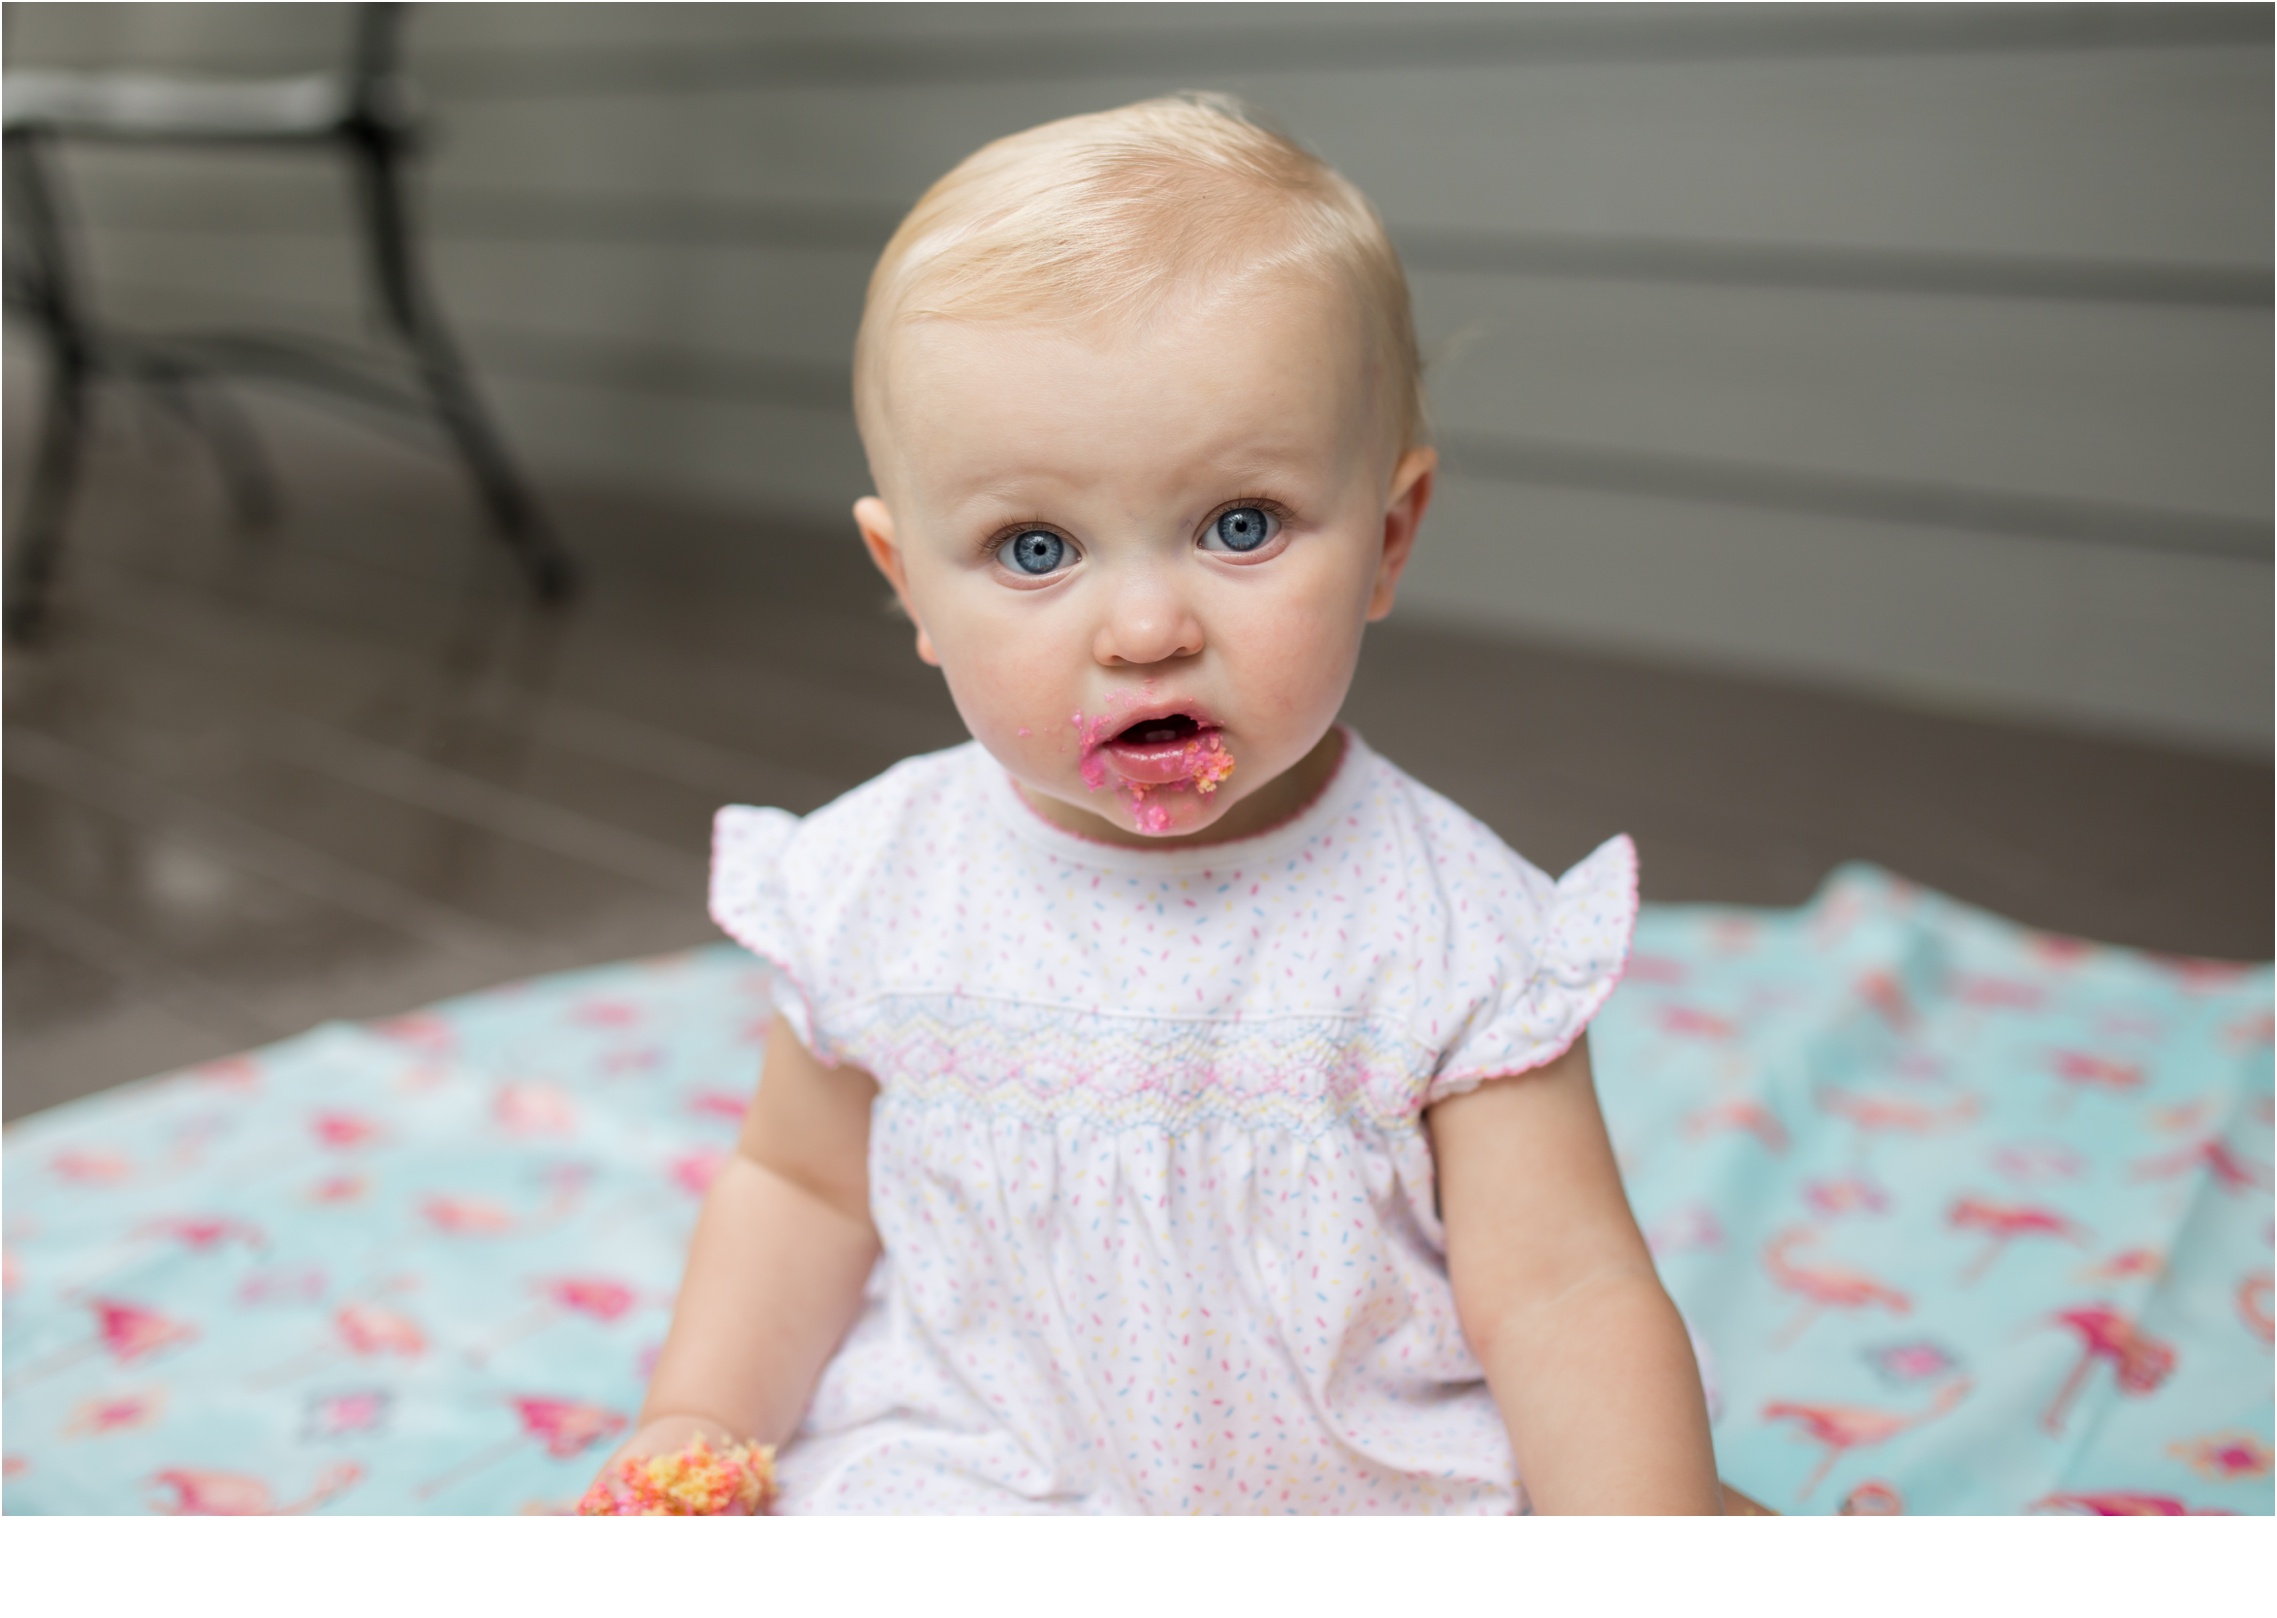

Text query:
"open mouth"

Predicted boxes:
[[1115, 712, 1206, 747], [1091, 708, 1233, 791]]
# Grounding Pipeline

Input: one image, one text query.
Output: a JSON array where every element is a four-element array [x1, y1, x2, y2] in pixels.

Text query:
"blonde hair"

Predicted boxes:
[[852, 93, 1424, 461]]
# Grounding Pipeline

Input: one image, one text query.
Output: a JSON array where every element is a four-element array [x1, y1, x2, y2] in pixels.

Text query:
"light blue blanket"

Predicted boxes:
[[5, 865, 2268, 1514]]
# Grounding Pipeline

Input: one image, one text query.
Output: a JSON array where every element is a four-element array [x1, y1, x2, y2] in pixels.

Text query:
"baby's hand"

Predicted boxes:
[[578, 1415, 776, 1516]]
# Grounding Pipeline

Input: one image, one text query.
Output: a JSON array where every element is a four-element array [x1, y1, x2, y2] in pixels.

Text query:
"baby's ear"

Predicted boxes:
[[853, 496, 902, 585], [1367, 448, 1437, 622], [853, 497, 941, 666]]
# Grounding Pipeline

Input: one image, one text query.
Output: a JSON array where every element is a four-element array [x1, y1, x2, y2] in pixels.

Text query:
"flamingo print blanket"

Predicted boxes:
[[3, 864, 2269, 1515]]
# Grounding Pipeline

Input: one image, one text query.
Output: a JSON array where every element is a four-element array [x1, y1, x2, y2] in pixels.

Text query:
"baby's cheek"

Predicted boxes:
[[1235, 598, 1364, 726], [935, 635, 1070, 760]]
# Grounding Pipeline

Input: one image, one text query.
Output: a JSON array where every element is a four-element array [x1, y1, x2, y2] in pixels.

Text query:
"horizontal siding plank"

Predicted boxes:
[[19, 3, 2269, 77], [1410, 273, 2271, 521], [76, 231, 2271, 525], [1404, 475, 2272, 752], [389, 47, 2269, 262], [61, 162, 2273, 310]]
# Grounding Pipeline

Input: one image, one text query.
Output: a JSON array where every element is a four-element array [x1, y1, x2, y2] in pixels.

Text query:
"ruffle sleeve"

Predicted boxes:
[[707, 804, 829, 1059], [1423, 832, 1639, 1106]]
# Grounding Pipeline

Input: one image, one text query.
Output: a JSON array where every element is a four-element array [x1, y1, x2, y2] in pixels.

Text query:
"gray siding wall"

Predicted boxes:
[[9, 3, 2270, 753]]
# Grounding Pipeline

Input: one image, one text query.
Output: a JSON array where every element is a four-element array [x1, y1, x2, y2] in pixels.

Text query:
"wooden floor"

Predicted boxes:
[[5, 397, 2269, 1121]]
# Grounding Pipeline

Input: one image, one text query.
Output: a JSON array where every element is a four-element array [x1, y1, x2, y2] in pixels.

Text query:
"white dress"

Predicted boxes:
[[708, 731, 1637, 1513]]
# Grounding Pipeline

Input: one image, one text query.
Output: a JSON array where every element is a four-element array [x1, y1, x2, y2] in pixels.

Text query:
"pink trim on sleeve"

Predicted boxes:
[[1423, 833, 1640, 1107], [706, 805, 835, 1066]]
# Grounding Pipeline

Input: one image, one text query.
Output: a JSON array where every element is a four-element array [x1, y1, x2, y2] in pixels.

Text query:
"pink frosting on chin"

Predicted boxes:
[[1114, 734, 1235, 834], [1073, 708, 1119, 792]]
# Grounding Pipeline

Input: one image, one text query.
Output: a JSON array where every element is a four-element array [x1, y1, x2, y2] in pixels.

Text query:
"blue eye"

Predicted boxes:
[[1207, 507, 1276, 553], [1005, 530, 1067, 575]]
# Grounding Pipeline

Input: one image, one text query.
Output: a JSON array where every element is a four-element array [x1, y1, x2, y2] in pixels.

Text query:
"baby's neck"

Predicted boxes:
[[1017, 726, 1347, 850]]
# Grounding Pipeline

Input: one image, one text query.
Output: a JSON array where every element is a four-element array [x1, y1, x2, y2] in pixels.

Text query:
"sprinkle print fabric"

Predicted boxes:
[[709, 734, 1637, 1512], [4, 806, 2268, 1514]]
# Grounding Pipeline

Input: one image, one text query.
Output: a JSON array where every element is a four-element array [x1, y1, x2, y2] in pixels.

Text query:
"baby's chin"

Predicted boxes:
[[1106, 778, 1235, 840], [974, 713, 1247, 844], [1011, 769, 1244, 846]]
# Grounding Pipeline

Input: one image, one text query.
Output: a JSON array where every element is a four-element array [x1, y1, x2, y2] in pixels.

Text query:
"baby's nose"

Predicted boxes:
[[1094, 570, 1204, 667]]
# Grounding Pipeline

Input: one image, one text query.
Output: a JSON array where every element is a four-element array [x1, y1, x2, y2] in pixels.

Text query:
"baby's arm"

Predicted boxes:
[[1427, 1036, 1722, 1514], [597, 1014, 881, 1485]]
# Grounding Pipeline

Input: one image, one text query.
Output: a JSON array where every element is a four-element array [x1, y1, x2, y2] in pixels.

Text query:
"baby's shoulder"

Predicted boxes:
[[1353, 748, 1553, 914], [1351, 743, 1636, 977], [710, 742, 991, 978], [1353, 746, 1638, 1091], [771, 741, 985, 871]]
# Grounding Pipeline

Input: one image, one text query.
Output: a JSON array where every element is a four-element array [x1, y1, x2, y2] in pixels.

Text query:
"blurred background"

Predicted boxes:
[[4, 2, 2270, 1120]]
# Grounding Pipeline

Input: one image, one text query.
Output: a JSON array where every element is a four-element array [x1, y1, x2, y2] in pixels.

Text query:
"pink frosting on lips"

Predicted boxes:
[[1071, 703, 1237, 832], [1102, 714, 1225, 784]]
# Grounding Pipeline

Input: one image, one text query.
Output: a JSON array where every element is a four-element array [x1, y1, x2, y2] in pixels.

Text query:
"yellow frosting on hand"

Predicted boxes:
[[577, 1436, 777, 1516]]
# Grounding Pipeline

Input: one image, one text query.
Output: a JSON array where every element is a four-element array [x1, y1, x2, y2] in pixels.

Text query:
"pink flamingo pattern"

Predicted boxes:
[[2048, 1051, 2146, 1112], [50, 1149, 133, 1186], [1853, 970, 1918, 1031], [670, 1149, 729, 1196], [2076, 1247, 2163, 1284], [420, 1162, 592, 1238], [421, 1195, 516, 1236], [416, 1397, 626, 1502], [1816, 1087, 1981, 1165], [2237, 1272, 2272, 1347], [1861, 1339, 1959, 1387], [2042, 1305, 2177, 1435], [251, 1302, 427, 1389], [2028, 1490, 2234, 1516], [1946, 1196, 2086, 1284], [1764, 1227, 1911, 1346], [149, 1461, 362, 1515], [138, 1215, 266, 1253], [1949, 974, 2044, 1013], [1764, 1378, 1971, 1501], [2027, 1491, 2181, 1516], [1681, 1097, 1790, 1154], [466, 1276, 641, 1366], [1990, 1139, 2084, 1185], [93, 1299, 199, 1363], [1803, 1176, 1890, 1220], [1, 869, 2265, 1514], [493, 1082, 578, 1137], [66, 1390, 167, 1437], [310, 1110, 385, 1151], [6, 1298, 200, 1393], [302, 1389, 393, 1442], [685, 1090, 749, 1126], [2129, 1136, 2271, 1195], [1657, 1005, 1738, 1040], [304, 1172, 368, 1206], [2168, 1431, 2272, 1483]]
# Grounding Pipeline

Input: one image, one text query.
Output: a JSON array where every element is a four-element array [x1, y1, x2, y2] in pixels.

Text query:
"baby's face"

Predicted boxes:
[[857, 276, 1432, 844]]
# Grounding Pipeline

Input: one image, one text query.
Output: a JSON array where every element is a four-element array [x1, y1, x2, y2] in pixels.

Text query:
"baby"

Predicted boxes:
[[598, 93, 1720, 1514]]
